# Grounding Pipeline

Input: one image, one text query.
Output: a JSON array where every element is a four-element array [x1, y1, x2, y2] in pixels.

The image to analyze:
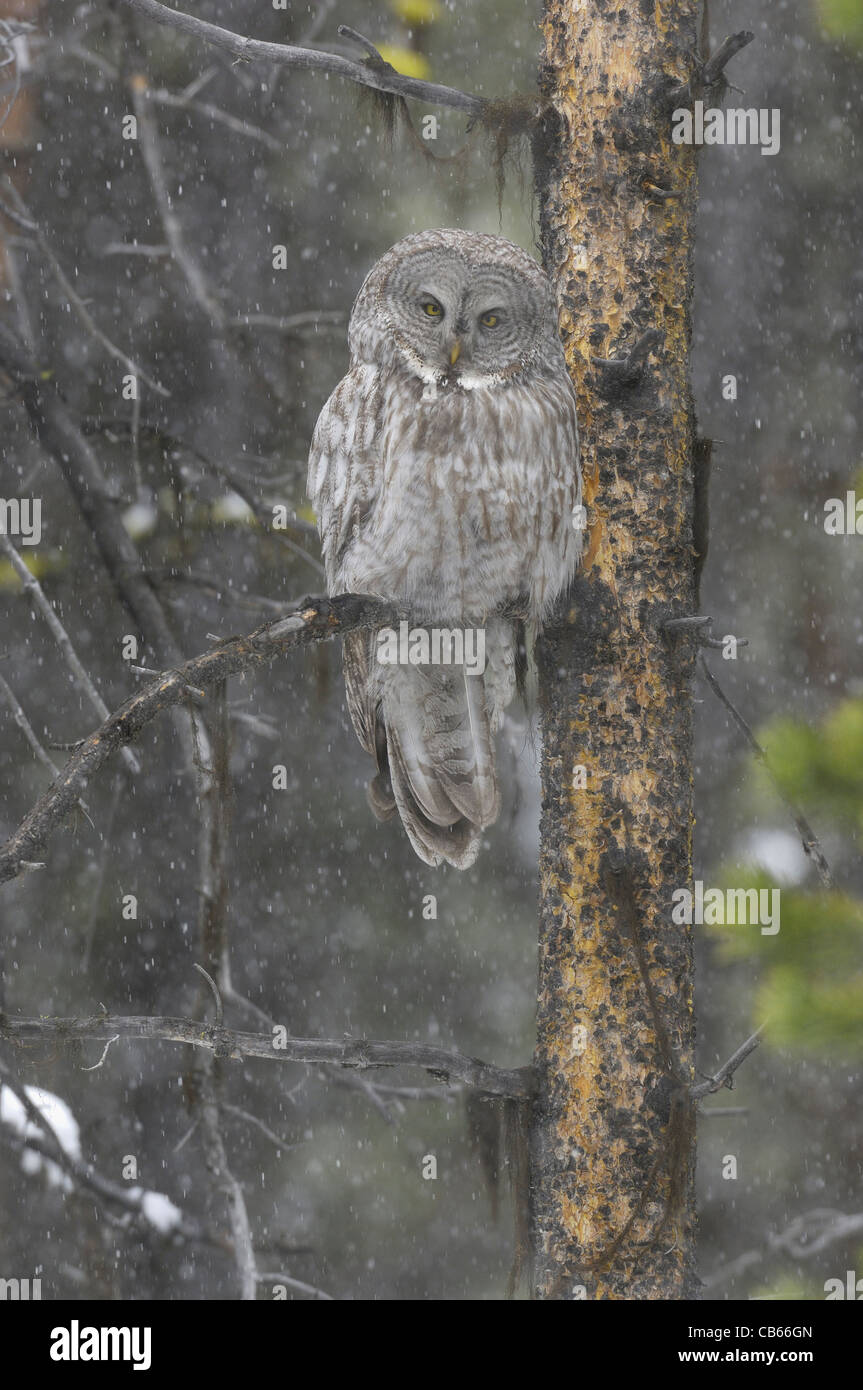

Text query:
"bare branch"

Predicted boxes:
[[0, 324, 184, 668], [0, 326, 230, 926], [368, 1082, 462, 1102], [80, 1034, 121, 1072], [0, 179, 170, 397], [1, 533, 140, 775], [148, 567, 287, 615], [114, 0, 483, 114], [591, 328, 662, 383], [0, 671, 62, 780], [771, 1208, 863, 1259], [255, 1271, 333, 1300], [0, 1014, 535, 1099], [0, 20, 29, 136], [662, 613, 748, 652], [0, 592, 395, 885], [702, 31, 756, 88], [195, 1056, 257, 1298], [102, 241, 169, 257], [191, 680, 232, 1021], [0, 1059, 310, 1275], [297, 0, 338, 49], [186, 674, 250, 1302], [699, 654, 836, 890], [232, 311, 346, 335], [0, 1059, 201, 1240], [128, 73, 226, 327], [667, 30, 756, 105], [705, 1207, 863, 1289], [690, 1025, 765, 1100], [79, 414, 324, 575], [193, 963, 224, 1028], [149, 86, 285, 152], [327, 1069, 397, 1124], [221, 1104, 301, 1154], [2, 242, 37, 350], [198, 456, 324, 577]]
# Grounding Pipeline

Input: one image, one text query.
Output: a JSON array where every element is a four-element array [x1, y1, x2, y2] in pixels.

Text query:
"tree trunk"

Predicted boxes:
[[531, 0, 702, 1300]]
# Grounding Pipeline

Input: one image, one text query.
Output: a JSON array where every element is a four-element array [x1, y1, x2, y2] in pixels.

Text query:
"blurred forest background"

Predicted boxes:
[[0, 0, 861, 1300]]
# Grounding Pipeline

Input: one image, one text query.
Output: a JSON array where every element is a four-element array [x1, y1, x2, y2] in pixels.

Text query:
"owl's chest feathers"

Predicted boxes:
[[342, 373, 554, 618], [380, 372, 541, 506]]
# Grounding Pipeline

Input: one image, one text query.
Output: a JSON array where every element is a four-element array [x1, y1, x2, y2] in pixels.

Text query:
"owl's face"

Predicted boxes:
[[349, 230, 560, 388]]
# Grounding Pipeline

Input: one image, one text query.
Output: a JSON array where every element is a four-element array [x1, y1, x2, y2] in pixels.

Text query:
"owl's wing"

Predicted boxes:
[[307, 364, 384, 758], [307, 363, 383, 591]]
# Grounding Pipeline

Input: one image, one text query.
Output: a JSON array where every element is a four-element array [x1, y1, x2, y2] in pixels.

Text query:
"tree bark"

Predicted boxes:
[[531, 0, 702, 1299]]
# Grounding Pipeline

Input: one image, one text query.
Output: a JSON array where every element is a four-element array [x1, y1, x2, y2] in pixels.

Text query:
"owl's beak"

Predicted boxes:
[[448, 339, 462, 366]]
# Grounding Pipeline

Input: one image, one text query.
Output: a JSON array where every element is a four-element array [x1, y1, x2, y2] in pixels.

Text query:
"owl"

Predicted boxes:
[[308, 228, 581, 868]]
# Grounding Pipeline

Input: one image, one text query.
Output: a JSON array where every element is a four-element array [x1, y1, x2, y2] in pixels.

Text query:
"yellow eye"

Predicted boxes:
[[480, 311, 500, 328], [421, 299, 443, 318]]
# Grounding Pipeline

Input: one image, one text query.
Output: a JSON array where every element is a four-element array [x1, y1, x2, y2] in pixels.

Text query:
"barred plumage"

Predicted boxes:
[[308, 228, 581, 867]]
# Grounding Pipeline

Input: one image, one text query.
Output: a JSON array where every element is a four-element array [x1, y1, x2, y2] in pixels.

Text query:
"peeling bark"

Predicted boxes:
[[531, 1, 701, 1300]]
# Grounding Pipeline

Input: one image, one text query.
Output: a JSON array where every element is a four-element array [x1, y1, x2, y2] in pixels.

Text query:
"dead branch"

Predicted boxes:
[[0, 592, 394, 885], [114, 0, 483, 115], [184, 685, 258, 1300], [705, 1208, 863, 1289], [128, 72, 226, 327], [0, 1057, 316, 1283], [591, 328, 662, 383], [0, 671, 62, 781], [195, 1056, 257, 1298], [691, 1025, 765, 1100], [148, 86, 285, 153], [0, 1014, 534, 1099], [699, 654, 836, 890], [1, 533, 140, 776], [0, 179, 169, 396], [667, 31, 756, 105], [78, 414, 324, 574], [221, 1105, 300, 1154], [255, 1272, 333, 1300], [0, 1059, 202, 1240], [232, 311, 346, 335], [0, 324, 183, 666]]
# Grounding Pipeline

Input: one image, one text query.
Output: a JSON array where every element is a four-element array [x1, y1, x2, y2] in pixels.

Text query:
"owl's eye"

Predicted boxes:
[[480, 310, 503, 329], [421, 298, 443, 319]]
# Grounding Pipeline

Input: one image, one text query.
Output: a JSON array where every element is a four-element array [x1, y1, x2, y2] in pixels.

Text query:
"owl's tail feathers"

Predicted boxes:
[[367, 718, 397, 820], [370, 662, 500, 869], [341, 630, 399, 821]]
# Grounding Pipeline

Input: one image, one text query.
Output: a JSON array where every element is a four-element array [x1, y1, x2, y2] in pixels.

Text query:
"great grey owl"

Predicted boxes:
[[308, 228, 581, 868]]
